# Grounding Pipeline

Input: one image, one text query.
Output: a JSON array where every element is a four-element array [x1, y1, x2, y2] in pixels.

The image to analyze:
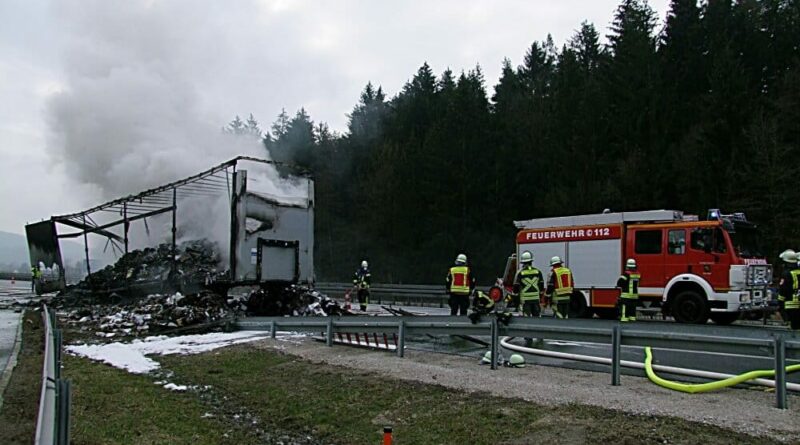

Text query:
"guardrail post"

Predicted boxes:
[[775, 336, 787, 409], [270, 321, 276, 339], [326, 318, 334, 347], [611, 324, 621, 386], [490, 318, 499, 370], [397, 321, 405, 358], [57, 380, 71, 445]]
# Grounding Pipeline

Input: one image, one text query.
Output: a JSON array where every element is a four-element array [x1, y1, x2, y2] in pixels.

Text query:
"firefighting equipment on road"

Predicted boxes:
[[779, 249, 797, 263], [644, 347, 800, 394], [506, 354, 526, 368]]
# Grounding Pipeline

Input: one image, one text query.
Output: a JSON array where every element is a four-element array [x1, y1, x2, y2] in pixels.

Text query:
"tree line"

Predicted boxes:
[[228, 0, 800, 284]]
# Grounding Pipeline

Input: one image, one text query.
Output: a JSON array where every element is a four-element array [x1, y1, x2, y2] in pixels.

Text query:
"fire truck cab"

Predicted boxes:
[[503, 209, 772, 324]]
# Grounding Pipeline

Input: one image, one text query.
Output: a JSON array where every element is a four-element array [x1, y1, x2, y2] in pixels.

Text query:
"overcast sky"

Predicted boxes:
[[0, 0, 670, 236]]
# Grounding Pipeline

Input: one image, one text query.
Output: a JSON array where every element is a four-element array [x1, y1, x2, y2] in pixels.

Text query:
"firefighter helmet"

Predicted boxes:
[[550, 256, 562, 266], [456, 254, 467, 265], [779, 249, 797, 264], [507, 354, 526, 368], [481, 351, 492, 364], [626, 258, 637, 269], [520, 251, 533, 263], [361, 260, 368, 268]]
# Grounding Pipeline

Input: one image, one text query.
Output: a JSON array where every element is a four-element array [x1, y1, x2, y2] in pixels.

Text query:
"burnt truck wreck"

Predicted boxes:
[[25, 156, 332, 316]]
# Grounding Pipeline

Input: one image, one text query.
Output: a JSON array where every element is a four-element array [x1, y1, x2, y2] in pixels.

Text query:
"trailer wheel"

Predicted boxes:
[[672, 291, 709, 324], [569, 291, 591, 318], [709, 312, 739, 325]]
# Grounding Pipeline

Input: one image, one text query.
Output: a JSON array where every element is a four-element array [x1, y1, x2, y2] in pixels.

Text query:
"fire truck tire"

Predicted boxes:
[[709, 312, 740, 325], [672, 291, 709, 324], [569, 291, 591, 318]]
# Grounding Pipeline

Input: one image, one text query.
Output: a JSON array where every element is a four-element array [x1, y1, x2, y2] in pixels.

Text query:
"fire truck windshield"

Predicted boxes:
[[729, 226, 763, 258]]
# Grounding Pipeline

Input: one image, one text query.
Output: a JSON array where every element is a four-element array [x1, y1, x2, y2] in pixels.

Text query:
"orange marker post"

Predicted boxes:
[[383, 426, 393, 445]]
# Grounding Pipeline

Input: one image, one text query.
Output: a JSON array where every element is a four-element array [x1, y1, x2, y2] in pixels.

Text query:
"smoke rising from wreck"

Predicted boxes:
[[45, 0, 307, 265]]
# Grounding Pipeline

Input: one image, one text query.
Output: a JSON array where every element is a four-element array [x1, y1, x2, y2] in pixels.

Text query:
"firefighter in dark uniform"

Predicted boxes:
[[546, 256, 573, 319], [353, 260, 371, 312], [616, 258, 640, 322], [777, 249, 800, 330], [513, 251, 544, 317], [446, 253, 475, 316]]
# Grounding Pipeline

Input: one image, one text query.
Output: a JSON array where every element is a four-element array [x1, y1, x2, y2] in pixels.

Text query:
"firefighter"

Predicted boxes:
[[30, 264, 40, 293], [777, 249, 800, 330], [353, 260, 371, 312], [446, 253, 475, 316], [546, 256, 573, 319], [468, 290, 495, 323], [513, 251, 544, 317], [616, 258, 640, 322]]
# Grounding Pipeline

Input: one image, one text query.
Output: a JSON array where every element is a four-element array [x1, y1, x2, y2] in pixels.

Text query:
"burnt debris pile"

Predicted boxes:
[[53, 239, 349, 334], [71, 239, 221, 295], [64, 291, 232, 337]]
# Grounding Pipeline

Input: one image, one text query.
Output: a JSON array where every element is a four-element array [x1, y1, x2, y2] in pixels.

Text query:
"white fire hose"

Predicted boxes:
[[499, 337, 800, 392]]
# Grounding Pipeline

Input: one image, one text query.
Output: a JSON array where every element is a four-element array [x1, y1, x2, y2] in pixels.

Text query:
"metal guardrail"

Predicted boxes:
[[315, 282, 484, 308], [35, 305, 70, 445], [236, 315, 800, 409]]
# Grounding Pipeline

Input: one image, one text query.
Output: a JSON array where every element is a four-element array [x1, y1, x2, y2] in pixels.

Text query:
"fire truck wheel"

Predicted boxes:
[[709, 312, 740, 325], [672, 291, 709, 324], [569, 291, 590, 318]]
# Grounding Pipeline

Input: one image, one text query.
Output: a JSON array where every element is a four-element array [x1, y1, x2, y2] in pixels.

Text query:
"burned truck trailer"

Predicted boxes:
[[25, 156, 314, 297], [228, 168, 314, 286]]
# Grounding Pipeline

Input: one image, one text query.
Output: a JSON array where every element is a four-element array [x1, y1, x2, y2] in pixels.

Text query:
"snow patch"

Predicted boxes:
[[66, 331, 275, 374], [163, 383, 188, 391]]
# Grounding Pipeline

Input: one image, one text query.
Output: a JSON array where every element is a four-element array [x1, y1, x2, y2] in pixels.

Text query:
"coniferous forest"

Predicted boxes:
[[228, 0, 800, 284]]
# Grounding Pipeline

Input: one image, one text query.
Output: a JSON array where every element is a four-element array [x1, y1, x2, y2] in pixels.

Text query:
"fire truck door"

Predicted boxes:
[[687, 228, 729, 290], [629, 228, 665, 294], [664, 228, 688, 282]]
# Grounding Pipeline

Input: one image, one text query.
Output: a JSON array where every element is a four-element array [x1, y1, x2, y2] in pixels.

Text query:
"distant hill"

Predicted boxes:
[[0, 230, 86, 270]]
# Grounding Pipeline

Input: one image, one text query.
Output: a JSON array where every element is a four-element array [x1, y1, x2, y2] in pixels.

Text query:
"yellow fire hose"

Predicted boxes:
[[644, 347, 800, 393]]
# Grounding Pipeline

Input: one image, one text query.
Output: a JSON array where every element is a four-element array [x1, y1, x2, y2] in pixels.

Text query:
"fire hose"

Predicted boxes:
[[499, 337, 800, 392], [643, 346, 800, 394]]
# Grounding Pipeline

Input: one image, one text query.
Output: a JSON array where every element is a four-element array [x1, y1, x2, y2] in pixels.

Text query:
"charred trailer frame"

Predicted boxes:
[[229, 169, 314, 287]]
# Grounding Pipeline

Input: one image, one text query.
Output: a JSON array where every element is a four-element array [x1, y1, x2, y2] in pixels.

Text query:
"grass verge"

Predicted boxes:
[[6, 312, 786, 445], [161, 345, 782, 445], [0, 310, 43, 445]]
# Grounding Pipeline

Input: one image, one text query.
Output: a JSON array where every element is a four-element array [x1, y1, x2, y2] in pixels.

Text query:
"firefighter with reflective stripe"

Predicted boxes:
[[546, 256, 573, 319], [446, 253, 475, 316], [513, 251, 544, 317], [777, 249, 800, 330], [353, 260, 371, 312], [30, 264, 41, 294], [616, 258, 640, 322], [468, 290, 495, 323]]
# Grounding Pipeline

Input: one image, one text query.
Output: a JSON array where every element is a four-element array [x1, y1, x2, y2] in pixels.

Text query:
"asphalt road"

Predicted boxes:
[[0, 280, 28, 378]]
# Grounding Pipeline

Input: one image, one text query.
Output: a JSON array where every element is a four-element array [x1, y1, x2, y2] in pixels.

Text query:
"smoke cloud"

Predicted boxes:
[[45, 0, 308, 264]]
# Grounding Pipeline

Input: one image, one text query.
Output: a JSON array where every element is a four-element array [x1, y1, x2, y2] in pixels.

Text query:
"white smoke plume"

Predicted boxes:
[[45, 0, 308, 264]]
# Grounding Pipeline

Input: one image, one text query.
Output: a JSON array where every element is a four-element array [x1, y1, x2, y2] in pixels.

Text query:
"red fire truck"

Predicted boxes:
[[497, 209, 772, 324]]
